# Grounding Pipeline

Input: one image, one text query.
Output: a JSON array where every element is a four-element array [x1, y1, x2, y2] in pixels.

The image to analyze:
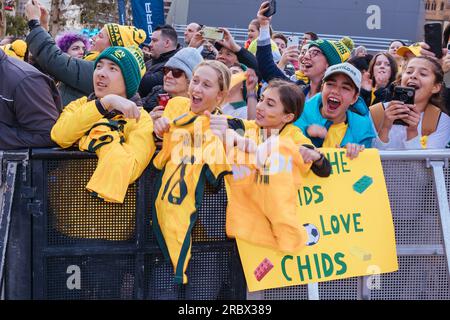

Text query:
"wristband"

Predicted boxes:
[[247, 92, 258, 100]]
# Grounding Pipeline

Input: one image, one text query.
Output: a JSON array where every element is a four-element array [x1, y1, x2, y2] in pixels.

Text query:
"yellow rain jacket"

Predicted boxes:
[[152, 111, 232, 284], [51, 96, 155, 203], [225, 122, 313, 253]]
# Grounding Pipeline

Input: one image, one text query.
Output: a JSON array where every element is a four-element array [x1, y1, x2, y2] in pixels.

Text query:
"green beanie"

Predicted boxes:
[[308, 39, 351, 66], [95, 46, 142, 99]]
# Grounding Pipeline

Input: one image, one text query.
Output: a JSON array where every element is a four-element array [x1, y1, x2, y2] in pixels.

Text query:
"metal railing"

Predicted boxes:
[[248, 150, 450, 300], [1, 148, 450, 300]]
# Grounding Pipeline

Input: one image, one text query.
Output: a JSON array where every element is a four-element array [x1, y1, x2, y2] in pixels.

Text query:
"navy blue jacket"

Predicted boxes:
[[256, 38, 309, 96]]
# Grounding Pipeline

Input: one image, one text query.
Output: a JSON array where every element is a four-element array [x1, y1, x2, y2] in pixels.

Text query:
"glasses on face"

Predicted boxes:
[[162, 67, 185, 78], [307, 49, 323, 58]]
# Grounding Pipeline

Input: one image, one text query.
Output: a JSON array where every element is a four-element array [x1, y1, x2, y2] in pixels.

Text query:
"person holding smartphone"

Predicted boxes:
[[143, 47, 203, 118], [255, 1, 351, 102], [370, 56, 450, 149]]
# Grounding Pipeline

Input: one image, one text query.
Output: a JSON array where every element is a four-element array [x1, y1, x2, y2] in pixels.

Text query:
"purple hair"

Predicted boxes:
[[55, 32, 91, 53]]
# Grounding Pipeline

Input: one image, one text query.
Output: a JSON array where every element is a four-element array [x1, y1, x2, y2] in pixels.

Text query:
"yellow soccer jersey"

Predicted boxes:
[[162, 96, 191, 121], [152, 112, 232, 284], [226, 135, 311, 253], [230, 120, 313, 146], [323, 122, 348, 148]]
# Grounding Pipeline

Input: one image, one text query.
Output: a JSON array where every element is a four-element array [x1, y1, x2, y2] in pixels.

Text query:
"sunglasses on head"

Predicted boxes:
[[162, 67, 185, 78]]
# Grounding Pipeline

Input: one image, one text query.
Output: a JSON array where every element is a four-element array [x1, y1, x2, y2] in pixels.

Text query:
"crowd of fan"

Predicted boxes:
[[3, 0, 450, 298], [1, 0, 450, 152]]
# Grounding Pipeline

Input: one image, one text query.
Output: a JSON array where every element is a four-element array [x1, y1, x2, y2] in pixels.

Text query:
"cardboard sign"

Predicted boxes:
[[236, 148, 398, 292]]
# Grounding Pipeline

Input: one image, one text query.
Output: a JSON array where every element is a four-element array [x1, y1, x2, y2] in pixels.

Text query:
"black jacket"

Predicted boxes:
[[138, 46, 181, 98], [360, 84, 394, 109], [0, 49, 62, 149], [26, 25, 94, 106], [142, 85, 166, 112]]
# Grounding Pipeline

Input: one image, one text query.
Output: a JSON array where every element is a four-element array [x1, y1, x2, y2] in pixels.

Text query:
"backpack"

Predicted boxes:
[[370, 102, 442, 137]]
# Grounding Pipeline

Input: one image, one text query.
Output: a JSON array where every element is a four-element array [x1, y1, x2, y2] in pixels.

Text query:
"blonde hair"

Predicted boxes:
[[193, 60, 231, 106]]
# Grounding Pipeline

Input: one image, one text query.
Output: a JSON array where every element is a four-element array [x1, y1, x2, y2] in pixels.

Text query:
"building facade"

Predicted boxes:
[[425, 0, 450, 28]]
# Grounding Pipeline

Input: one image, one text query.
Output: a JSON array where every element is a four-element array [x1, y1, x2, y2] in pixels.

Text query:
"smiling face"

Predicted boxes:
[[189, 65, 225, 114], [301, 46, 329, 80], [163, 68, 189, 96], [401, 57, 442, 105], [372, 54, 392, 81], [255, 87, 294, 130], [91, 28, 111, 52], [321, 73, 359, 123], [93, 58, 126, 98]]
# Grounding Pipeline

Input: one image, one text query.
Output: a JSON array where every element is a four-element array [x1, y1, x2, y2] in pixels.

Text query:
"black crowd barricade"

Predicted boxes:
[[3, 149, 450, 300], [3, 148, 246, 300]]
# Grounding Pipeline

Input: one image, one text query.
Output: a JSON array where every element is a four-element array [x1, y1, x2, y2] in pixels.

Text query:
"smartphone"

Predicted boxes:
[[157, 93, 170, 108], [287, 36, 299, 48], [263, 0, 277, 17], [201, 26, 224, 41], [447, 43, 450, 54], [392, 86, 415, 126], [424, 23, 443, 59]]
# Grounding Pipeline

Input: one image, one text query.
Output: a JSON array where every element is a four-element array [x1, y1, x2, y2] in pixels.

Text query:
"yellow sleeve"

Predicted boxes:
[[119, 110, 156, 183], [162, 96, 191, 121], [282, 124, 313, 146], [292, 129, 313, 146], [85, 110, 155, 203], [51, 97, 104, 148]]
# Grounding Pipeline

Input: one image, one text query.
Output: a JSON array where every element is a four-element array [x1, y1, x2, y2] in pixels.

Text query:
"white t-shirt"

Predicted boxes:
[[372, 104, 450, 150], [222, 102, 248, 119]]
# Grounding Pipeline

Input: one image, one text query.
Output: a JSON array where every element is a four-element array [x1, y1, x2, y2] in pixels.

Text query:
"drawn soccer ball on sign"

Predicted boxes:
[[303, 223, 320, 246]]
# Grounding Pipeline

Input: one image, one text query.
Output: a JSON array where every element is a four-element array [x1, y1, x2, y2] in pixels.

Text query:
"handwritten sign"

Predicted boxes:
[[236, 148, 398, 292]]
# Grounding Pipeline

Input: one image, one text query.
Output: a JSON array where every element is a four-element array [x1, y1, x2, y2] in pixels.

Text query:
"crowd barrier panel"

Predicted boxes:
[[247, 150, 450, 300], [1, 149, 450, 300]]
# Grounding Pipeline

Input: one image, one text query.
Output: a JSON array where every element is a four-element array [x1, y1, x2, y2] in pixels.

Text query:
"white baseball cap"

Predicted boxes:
[[323, 62, 362, 92]]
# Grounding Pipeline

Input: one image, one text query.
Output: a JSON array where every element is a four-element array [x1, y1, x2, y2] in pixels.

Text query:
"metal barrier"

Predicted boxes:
[[1, 149, 450, 300], [26, 148, 246, 300], [247, 150, 450, 300], [173, 24, 410, 53], [0, 150, 30, 300]]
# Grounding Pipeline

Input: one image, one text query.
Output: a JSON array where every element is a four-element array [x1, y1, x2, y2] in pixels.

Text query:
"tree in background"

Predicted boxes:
[[48, 0, 119, 35], [1, 0, 7, 37], [72, 0, 118, 27], [6, 13, 27, 36]]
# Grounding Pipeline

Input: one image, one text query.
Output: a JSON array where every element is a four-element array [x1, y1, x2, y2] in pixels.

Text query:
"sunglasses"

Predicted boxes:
[[162, 67, 185, 78]]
